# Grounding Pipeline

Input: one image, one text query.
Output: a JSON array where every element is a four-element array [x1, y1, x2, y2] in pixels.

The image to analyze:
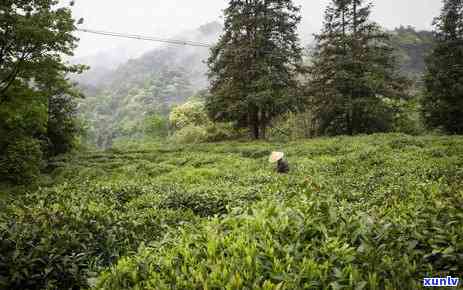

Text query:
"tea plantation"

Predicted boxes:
[[1, 134, 462, 289]]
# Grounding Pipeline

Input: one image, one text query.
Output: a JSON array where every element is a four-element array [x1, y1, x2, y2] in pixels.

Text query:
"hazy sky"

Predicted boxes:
[[69, 0, 443, 58]]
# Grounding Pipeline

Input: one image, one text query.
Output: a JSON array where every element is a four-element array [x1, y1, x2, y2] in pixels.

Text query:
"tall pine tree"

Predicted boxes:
[[422, 0, 463, 134], [308, 0, 409, 135], [207, 0, 303, 139]]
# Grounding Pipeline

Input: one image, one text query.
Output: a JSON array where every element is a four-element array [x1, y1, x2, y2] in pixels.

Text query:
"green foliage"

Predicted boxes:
[[143, 114, 169, 139], [0, 137, 43, 184], [171, 125, 209, 144], [422, 0, 463, 134], [79, 70, 196, 147], [86, 134, 463, 289], [76, 21, 225, 147], [47, 94, 81, 156], [0, 140, 277, 289], [0, 0, 84, 183], [169, 100, 241, 143], [0, 86, 48, 140], [267, 111, 316, 141], [384, 97, 426, 135], [205, 122, 241, 142], [308, 0, 411, 136], [0, 181, 199, 290], [169, 100, 209, 130], [0, 0, 82, 104], [1, 135, 463, 289], [159, 188, 229, 217], [207, 0, 304, 139]]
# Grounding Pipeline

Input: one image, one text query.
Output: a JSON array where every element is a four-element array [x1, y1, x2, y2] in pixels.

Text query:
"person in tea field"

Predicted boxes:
[[269, 151, 289, 173]]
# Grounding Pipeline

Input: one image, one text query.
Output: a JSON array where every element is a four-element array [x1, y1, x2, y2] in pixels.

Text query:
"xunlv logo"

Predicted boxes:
[[423, 276, 460, 287]]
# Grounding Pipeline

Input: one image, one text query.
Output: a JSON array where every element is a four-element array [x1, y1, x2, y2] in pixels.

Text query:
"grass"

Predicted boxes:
[[1, 133, 462, 290]]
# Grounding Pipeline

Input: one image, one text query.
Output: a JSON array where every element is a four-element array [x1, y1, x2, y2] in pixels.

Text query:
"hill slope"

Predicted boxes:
[[1, 134, 462, 289], [77, 22, 222, 147]]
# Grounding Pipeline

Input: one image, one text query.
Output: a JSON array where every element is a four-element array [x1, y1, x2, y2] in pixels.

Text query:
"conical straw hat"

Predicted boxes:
[[269, 151, 284, 163]]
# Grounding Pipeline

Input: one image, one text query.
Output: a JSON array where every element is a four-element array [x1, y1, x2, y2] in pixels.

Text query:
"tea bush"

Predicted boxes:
[[93, 134, 463, 289], [1, 134, 462, 289], [0, 183, 199, 290]]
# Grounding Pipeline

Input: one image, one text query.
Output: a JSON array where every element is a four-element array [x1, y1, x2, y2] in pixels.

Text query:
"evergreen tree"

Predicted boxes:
[[308, 0, 410, 135], [422, 0, 463, 134], [207, 0, 303, 139]]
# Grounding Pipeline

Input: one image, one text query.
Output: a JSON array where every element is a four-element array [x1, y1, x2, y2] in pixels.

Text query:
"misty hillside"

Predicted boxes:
[[77, 22, 222, 147], [77, 24, 435, 148], [77, 22, 221, 92], [72, 47, 145, 88], [390, 26, 435, 78]]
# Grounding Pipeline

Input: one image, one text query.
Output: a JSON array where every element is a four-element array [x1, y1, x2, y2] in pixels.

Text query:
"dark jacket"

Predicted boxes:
[[277, 159, 289, 173]]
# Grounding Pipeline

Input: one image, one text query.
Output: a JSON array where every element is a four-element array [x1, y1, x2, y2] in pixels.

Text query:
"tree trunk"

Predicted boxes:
[[249, 105, 259, 139], [259, 109, 267, 140], [347, 95, 353, 135], [261, 123, 266, 140], [349, 0, 358, 136], [252, 122, 259, 139]]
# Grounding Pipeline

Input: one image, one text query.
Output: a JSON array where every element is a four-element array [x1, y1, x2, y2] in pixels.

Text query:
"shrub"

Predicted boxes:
[[171, 125, 208, 144], [170, 100, 240, 143], [169, 100, 209, 130], [205, 122, 240, 142], [0, 183, 198, 290], [0, 137, 43, 184], [159, 189, 229, 217], [2, 134, 463, 289], [142, 114, 169, 138], [349, 98, 394, 134], [94, 198, 462, 290], [268, 111, 316, 141], [384, 97, 425, 135], [90, 134, 463, 290]]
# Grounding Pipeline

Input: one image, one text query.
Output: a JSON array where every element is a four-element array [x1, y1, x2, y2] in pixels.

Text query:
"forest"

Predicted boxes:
[[0, 0, 462, 289]]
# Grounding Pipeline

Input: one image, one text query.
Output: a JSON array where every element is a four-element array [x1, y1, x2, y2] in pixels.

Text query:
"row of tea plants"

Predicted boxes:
[[1, 134, 462, 289]]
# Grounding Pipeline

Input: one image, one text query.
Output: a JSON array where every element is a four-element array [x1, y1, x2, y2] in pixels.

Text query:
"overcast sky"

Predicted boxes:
[[69, 0, 443, 58]]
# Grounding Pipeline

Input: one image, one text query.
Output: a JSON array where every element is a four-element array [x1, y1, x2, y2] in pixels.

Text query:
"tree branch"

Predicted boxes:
[[0, 51, 29, 103]]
